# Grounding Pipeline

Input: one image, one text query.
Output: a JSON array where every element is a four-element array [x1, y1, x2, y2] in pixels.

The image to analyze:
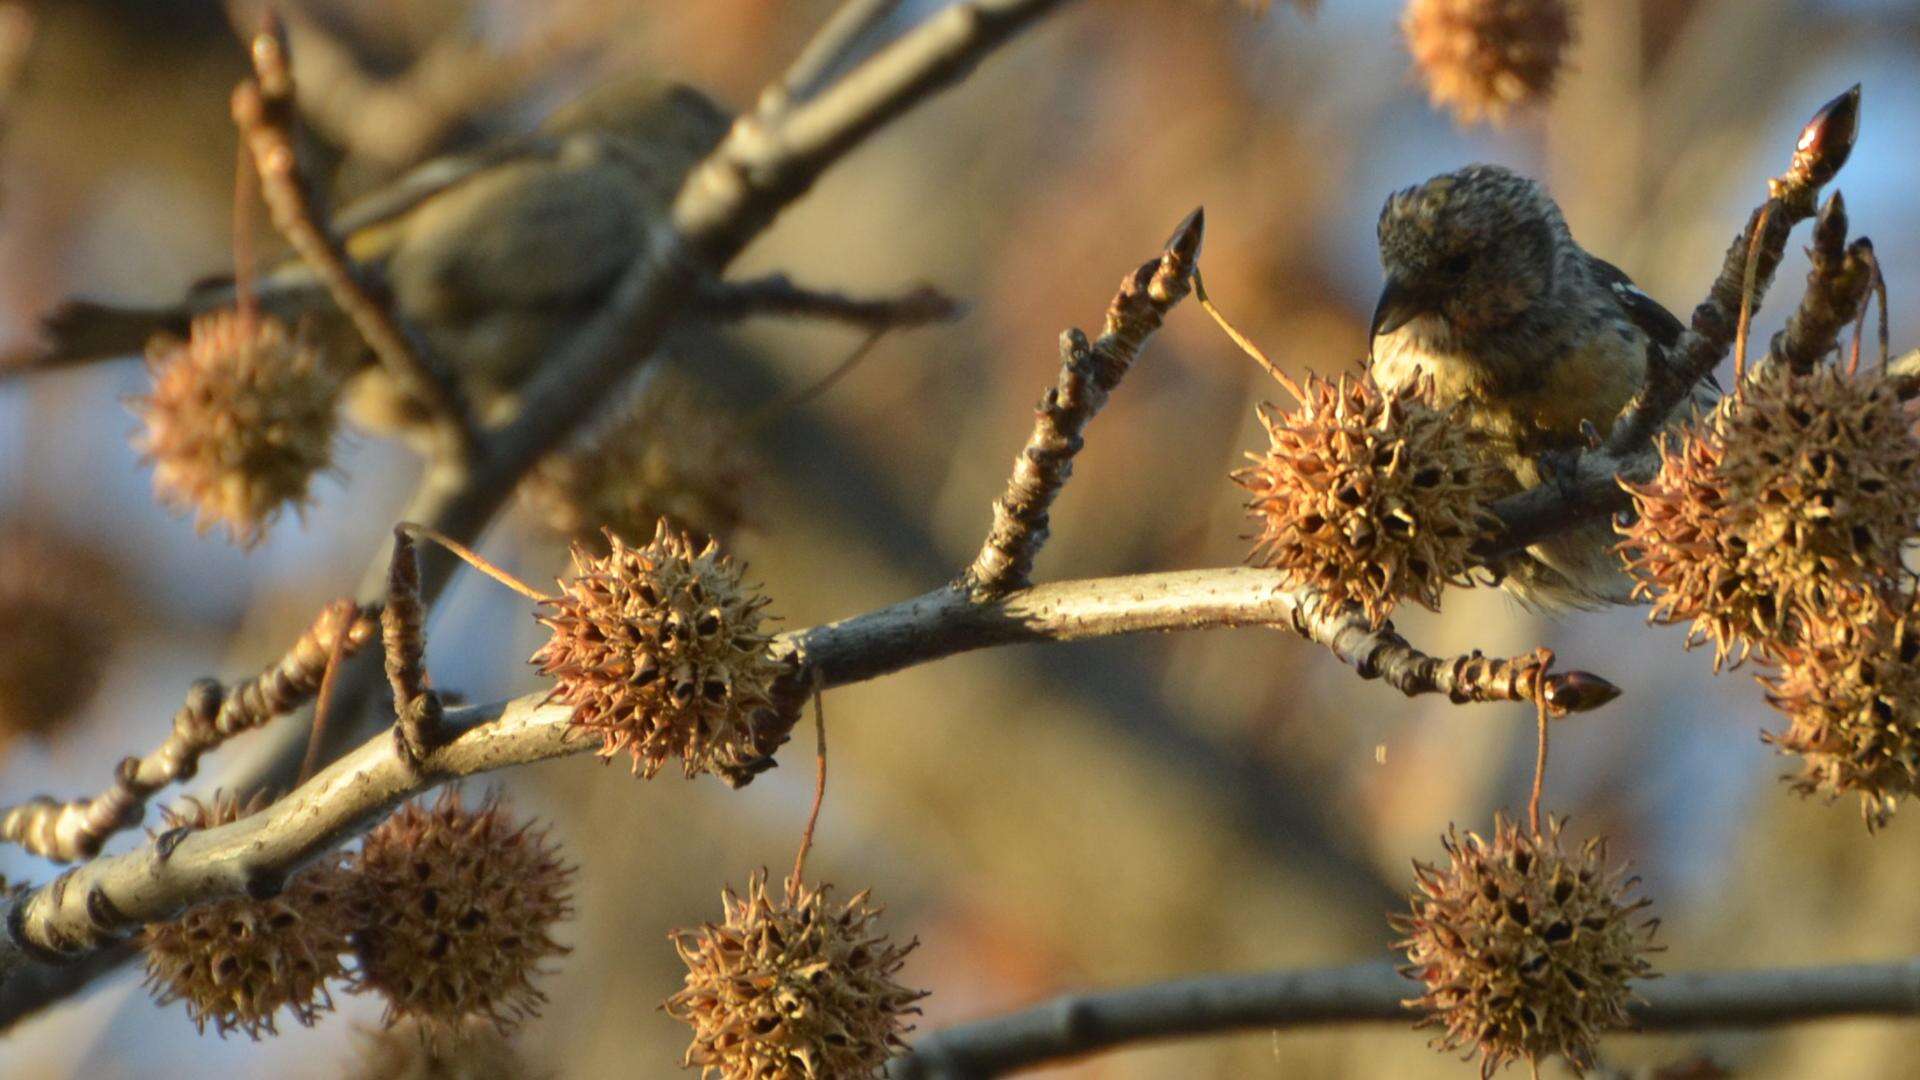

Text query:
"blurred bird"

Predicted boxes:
[[6, 74, 733, 432], [1368, 163, 1712, 610]]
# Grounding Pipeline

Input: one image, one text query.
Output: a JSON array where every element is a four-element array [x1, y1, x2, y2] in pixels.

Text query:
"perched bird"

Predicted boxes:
[[1368, 163, 1710, 610], [8, 73, 734, 433]]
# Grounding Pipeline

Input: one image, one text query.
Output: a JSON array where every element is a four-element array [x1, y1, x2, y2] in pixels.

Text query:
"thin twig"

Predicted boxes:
[[698, 275, 964, 331], [0, 602, 377, 863], [1730, 203, 1773, 393], [963, 207, 1204, 596], [789, 675, 830, 892], [231, 17, 478, 461], [1604, 85, 1858, 455], [887, 959, 1920, 1078], [1765, 193, 1872, 375]]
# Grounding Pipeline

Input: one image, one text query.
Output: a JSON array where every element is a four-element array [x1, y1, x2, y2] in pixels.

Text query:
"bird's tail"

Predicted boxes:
[[0, 299, 187, 373], [1, 265, 329, 376]]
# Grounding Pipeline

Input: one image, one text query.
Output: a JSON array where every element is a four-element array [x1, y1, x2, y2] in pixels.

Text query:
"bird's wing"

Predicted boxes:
[[328, 135, 566, 241], [1584, 253, 1685, 351]]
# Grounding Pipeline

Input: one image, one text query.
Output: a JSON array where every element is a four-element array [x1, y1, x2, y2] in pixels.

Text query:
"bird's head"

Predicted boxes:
[[1371, 164, 1566, 349]]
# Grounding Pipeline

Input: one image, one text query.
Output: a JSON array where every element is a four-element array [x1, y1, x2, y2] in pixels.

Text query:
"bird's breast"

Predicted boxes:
[[1369, 317, 1645, 449]]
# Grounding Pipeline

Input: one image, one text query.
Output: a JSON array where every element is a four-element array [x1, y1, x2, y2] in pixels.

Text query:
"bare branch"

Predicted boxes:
[[697, 274, 964, 331], [0, 566, 1605, 981], [1767, 192, 1875, 375], [1604, 84, 1857, 455], [0, 603, 377, 863], [231, 19, 480, 462], [888, 959, 1920, 1077], [964, 208, 1203, 596], [771, 0, 908, 110]]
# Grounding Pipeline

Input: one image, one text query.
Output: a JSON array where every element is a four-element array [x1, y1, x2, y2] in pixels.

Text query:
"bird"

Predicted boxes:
[[5, 73, 735, 435], [1367, 162, 1711, 611]]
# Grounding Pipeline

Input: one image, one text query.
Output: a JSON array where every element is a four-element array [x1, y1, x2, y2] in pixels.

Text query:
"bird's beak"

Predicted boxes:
[[1368, 275, 1434, 347]]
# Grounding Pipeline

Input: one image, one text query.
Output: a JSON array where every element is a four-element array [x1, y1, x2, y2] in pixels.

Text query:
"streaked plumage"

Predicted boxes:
[[1368, 163, 1712, 610]]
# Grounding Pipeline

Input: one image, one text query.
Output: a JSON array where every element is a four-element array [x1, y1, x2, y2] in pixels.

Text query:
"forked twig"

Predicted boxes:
[[230, 16, 477, 460]]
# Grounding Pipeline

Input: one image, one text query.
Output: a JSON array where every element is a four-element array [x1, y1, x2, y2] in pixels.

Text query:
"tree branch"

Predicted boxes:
[[231, 18, 480, 462], [0, 566, 1609, 988], [695, 274, 964, 331], [964, 208, 1203, 596], [888, 959, 1920, 1077]]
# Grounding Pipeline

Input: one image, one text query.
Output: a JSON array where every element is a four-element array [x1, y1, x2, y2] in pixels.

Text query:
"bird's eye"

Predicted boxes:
[[1441, 252, 1473, 277]]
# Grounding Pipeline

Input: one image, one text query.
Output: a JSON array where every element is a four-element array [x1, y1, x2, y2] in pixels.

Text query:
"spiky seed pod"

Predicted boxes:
[[531, 521, 790, 785], [1235, 372, 1504, 627], [666, 872, 926, 1079], [139, 792, 351, 1039], [0, 527, 117, 748], [1762, 601, 1920, 830], [520, 376, 754, 552], [1622, 362, 1920, 668], [1393, 815, 1658, 1078], [348, 1019, 543, 1080], [132, 309, 342, 548], [1401, 0, 1575, 125], [339, 790, 574, 1036]]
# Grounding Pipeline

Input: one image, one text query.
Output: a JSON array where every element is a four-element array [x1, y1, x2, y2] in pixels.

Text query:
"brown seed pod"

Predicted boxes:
[[1393, 815, 1658, 1078], [1401, 0, 1575, 125], [531, 521, 791, 785], [1622, 362, 1920, 668], [347, 1018, 545, 1080], [340, 789, 574, 1036], [1763, 599, 1920, 830], [0, 526, 118, 748], [520, 375, 754, 553], [140, 791, 351, 1039], [666, 872, 926, 1079], [1235, 371, 1504, 627], [131, 309, 342, 548]]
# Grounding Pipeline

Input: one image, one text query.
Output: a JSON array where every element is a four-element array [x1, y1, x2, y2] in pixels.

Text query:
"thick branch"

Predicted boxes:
[[964, 208, 1203, 596], [888, 959, 1920, 1077], [0, 567, 1605, 984]]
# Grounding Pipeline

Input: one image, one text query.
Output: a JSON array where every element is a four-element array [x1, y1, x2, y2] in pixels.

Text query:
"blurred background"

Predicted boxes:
[[1, 0, 1918, 1076]]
